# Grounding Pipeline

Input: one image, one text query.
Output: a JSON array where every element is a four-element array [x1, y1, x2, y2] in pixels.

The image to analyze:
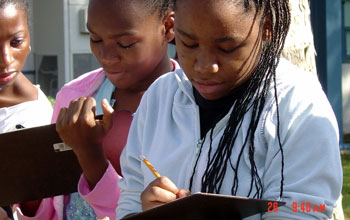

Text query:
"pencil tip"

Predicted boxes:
[[138, 154, 145, 160]]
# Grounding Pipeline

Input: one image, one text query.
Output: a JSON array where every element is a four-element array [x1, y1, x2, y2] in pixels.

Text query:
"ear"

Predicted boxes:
[[162, 11, 175, 43], [262, 14, 272, 41]]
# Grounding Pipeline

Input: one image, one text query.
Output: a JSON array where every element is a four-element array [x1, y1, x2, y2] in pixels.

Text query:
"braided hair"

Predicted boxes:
[[137, 0, 175, 18], [177, 0, 291, 199]]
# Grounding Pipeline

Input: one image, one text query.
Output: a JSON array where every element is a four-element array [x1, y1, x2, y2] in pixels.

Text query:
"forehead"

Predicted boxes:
[[0, 5, 28, 34], [88, 0, 151, 31], [175, 0, 259, 39]]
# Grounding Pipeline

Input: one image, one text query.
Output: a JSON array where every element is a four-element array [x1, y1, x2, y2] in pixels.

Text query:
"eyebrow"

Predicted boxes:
[[87, 26, 136, 38], [175, 28, 196, 40], [176, 27, 241, 43]]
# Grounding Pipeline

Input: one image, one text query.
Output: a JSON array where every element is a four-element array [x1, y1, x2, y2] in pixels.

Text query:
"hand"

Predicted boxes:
[[56, 97, 114, 188], [56, 97, 114, 155], [141, 176, 190, 211], [0, 207, 11, 220], [98, 217, 109, 220]]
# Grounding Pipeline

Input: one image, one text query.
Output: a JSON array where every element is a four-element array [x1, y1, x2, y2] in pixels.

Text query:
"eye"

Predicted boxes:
[[89, 33, 102, 43], [218, 47, 236, 54], [117, 42, 137, 49], [181, 40, 198, 49], [90, 37, 102, 43], [10, 38, 24, 47]]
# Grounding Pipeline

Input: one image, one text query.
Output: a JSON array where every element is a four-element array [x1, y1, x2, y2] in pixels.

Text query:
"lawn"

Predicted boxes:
[[342, 151, 350, 219]]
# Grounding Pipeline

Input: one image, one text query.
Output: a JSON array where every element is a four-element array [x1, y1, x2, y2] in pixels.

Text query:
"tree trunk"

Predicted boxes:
[[282, 0, 316, 74], [282, 1, 345, 219]]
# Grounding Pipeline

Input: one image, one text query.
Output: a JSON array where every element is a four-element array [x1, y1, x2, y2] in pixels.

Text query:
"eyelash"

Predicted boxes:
[[90, 38, 102, 43], [117, 42, 136, 49], [11, 38, 24, 47], [219, 47, 236, 54], [90, 38, 136, 49], [182, 40, 198, 49]]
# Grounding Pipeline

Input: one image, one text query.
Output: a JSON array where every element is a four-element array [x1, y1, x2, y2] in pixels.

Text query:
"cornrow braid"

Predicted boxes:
[[186, 0, 290, 199], [143, 0, 175, 18]]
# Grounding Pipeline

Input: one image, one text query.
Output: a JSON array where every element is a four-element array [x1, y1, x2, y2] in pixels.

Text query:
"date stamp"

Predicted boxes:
[[292, 202, 326, 213], [267, 202, 326, 213]]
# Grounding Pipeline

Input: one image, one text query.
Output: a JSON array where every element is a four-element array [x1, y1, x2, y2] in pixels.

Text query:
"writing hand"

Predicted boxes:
[[141, 176, 190, 211]]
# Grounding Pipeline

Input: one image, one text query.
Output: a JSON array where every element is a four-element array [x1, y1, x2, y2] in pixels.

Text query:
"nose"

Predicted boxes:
[[98, 43, 121, 63], [194, 49, 219, 74], [0, 44, 14, 67]]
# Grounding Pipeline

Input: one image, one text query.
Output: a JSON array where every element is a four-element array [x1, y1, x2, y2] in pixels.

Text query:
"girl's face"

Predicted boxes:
[[0, 5, 30, 90], [87, 0, 174, 92], [175, 0, 268, 100]]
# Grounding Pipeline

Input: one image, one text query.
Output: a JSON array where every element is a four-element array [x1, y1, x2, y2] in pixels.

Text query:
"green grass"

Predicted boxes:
[[342, 151, 350, 219], [47, 96, 56, 107]]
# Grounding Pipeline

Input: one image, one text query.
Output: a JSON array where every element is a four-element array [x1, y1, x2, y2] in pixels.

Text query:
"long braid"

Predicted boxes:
[[186, 0, 290, 199]]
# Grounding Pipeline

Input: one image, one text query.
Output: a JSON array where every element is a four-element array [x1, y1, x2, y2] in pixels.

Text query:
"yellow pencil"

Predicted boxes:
[[139, 154, 161, 178]]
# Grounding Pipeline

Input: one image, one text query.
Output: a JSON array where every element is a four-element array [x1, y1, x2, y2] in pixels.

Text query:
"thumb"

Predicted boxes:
[[101, 99, 114, 133]]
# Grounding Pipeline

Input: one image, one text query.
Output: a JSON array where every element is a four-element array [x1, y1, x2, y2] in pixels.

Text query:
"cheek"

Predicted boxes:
[[90, 43, 100, 60], [176, 47, 193, 68], [15, 48, 29, 69]]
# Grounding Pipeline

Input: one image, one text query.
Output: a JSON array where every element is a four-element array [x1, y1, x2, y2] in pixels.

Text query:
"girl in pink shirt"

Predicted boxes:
[[15, 0, 178, 219]]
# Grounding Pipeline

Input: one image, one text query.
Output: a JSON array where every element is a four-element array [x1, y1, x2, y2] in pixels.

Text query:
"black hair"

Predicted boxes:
[[176, 0, 290, 199], [142, 0, 175, 18], [0, 0, 29, 20]]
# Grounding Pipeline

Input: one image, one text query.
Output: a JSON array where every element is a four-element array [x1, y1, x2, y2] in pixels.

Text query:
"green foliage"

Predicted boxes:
[[344, 134, 350, 143], [47, 96, 55, 107], [342, 152, 350, 219]]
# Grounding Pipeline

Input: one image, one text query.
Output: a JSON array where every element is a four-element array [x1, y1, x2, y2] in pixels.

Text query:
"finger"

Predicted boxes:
[[79, 97, 97, 127], [141, 176, 179, 203], [98, 217, 109, 220], [101, 99, 114, 132], [177, 189, 191, 198], [142, 201, 167, 211], [156, 176, 179, 195], [56, 107, 68, 132], [66, 97, 87, 123]]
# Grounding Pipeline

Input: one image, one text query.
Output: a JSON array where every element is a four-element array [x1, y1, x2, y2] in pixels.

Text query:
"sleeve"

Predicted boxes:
[[78, 162, 121, 220], [51, 88, 70, 123], [15, 198, 56, 220], [116, 93, 149, 220], [261, 77, 343, 219]]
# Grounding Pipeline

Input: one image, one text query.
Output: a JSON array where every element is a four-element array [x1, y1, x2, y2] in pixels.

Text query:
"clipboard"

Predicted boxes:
[[0, 124, 82, 206], [122, 192, 285, 220]]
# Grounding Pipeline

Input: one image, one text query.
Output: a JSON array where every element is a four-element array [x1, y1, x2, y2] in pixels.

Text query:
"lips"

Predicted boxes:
[[194, 80, 221, 86], [0, 71, 17, 84]]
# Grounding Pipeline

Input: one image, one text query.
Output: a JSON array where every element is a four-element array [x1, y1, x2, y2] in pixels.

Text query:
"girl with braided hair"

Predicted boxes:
[[117, 0, 343, 219]]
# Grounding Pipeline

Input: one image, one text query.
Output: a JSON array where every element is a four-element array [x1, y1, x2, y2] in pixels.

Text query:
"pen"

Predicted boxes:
[[139, 154, 161, 178]]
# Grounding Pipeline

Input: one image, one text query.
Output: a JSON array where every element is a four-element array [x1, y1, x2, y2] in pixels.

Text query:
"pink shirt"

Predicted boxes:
[[16, 59, 180, 220]]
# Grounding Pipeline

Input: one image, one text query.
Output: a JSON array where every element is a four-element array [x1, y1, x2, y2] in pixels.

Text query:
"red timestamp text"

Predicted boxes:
[[267, 201, 326, 213], [292, 202, 326, 213]]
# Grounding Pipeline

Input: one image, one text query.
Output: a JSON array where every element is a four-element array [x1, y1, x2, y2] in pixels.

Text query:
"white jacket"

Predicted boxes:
[[117, 59, 342, 219]]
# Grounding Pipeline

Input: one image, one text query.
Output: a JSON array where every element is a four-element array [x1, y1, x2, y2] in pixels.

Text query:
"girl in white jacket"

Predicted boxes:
[[117, 0, 343, 219]]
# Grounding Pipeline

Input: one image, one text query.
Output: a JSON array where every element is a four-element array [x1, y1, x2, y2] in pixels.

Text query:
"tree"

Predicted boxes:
[[282, 1, 345, 219]]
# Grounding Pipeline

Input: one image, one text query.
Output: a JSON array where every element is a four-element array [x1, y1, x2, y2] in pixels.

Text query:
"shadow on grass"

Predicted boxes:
[[342, 151, 350, 219]]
